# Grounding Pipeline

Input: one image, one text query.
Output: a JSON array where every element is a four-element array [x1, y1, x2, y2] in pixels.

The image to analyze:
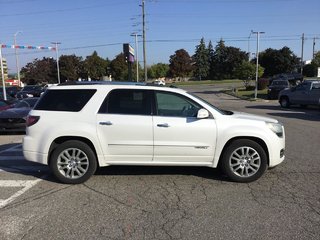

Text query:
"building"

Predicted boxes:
[[0, 57, 9, 81]]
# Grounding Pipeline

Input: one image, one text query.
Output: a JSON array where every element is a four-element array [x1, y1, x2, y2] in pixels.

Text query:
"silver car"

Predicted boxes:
[[279, 80, 320, 108]]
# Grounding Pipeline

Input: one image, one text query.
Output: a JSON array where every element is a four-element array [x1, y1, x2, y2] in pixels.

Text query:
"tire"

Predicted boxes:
[[220, 139, 268, 183], [280, 97, 290, 108], [50, 140, 97, 184]]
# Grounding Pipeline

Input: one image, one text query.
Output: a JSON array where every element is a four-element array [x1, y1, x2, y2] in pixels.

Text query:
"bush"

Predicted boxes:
[[258, 78, 269, 90], [303, 64, 317, 77], [245, 86, 255, 91]]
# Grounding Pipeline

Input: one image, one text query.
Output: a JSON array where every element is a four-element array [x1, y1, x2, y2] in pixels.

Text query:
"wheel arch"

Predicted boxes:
[[218, 136, 270, 167], [48, 136, 99, 167]]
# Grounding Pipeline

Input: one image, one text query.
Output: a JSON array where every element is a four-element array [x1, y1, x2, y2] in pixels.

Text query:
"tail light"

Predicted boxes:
[[26, 115, 40, 127]]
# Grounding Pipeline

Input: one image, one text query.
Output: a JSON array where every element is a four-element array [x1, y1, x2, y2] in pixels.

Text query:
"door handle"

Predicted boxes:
[[157, 123, 169, 128], [99, 121, 113, 126]]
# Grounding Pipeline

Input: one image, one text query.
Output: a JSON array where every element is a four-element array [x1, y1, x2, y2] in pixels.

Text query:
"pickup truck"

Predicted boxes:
[[279, 80, 320, 108]]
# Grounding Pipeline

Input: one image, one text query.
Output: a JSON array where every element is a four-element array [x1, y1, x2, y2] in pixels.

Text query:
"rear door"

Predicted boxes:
[[97, 89, 154, 162]]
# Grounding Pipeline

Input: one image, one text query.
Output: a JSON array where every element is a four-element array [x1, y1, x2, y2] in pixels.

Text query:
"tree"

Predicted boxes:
[[20, 57, 57, 84], [303, 63, 317, 77], [193, 38, 210, 80], [207, 40, 215, 79], [83, 51, 108, 79], [109, 53, 128, 80], [235, 61, 264, 88], [258, 47, 299, 76], [210, 39, 248, 79], [312, 51, 320, 66], [169, 49, 193, 79], [59, 54, 83, 82], [148, 63, 169, 79]]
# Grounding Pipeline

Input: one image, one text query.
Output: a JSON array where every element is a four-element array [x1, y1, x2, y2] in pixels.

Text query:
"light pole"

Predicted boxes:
[[248, 31, 252, 61], [131, 33, 141, 82], [14, 31, 22, 87], [140, 0, 147, 81], [252, 31, 265, 99], [51, 42, 61, 84]]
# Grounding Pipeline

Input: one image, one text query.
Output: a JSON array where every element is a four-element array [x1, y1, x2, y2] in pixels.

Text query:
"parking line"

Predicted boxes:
[[0, 156, 25, 161], [0, 144, 22, 154], [0, 178, 44, 208], [0, 165, 48, 173]]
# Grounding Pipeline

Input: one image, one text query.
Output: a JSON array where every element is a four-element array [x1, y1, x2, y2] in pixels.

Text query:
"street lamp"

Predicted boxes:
[[51, 42, 61, 84], [14, 31, 22, 87], [251, 31, 265, 99], [131, 33, 142, 82]]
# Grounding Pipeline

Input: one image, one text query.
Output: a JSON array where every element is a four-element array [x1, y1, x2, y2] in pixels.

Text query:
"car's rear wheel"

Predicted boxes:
[[280, 97, 290, 108], [220, 139, 268, 183], [50, 140, 97, 184]]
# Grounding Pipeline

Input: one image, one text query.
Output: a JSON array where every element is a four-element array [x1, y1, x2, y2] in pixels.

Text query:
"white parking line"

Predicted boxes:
[[0, 144, 22, 154], [0, 156, 25, 161], [0, 166, 48, 173], [0, 178, 44, 208]]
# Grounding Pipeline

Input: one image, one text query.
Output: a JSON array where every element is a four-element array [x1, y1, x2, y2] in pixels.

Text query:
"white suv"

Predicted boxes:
[[23, 82, 285, 184]]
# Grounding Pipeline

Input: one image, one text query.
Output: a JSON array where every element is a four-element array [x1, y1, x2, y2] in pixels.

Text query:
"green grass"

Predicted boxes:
[[171, 79, 241, 86], [225, 88, 268, 101]]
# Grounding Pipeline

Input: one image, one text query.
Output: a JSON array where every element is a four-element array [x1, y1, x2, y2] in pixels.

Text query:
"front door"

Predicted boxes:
[[153, 91, 216, 164], [97, 89, 153, 162]]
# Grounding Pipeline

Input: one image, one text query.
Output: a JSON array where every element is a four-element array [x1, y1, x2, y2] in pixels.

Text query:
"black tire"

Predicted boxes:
[[220, 139, 268, 183], [50, 140, 97, 184], [280, 97, 290, 108]]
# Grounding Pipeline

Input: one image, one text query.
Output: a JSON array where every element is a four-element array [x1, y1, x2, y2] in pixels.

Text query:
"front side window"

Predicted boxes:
[[99, 89, 152, 115], [155, 91, 201, 118]]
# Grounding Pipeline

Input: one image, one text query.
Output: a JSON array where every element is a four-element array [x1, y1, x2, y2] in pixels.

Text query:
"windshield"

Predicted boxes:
[[14, 99, 38, 108], [189, 92, 233, 115], [23, 86, 41, 91], [272, 80, 288, 86]]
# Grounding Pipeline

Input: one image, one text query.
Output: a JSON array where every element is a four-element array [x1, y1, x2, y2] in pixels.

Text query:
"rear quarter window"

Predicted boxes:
[[34, 89, 96, 112]]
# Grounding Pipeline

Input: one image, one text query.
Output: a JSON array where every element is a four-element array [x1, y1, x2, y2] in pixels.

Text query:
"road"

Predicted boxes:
[[0, 85, 319, 240]]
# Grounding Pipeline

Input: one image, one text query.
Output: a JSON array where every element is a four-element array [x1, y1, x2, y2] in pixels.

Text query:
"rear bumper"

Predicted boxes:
[[23, 136, 48, 165], [23, 150, 48, 165]]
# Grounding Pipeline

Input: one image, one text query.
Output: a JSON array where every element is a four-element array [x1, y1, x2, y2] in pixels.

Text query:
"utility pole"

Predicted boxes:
[[300, 33, 304, 74], [51, 42, 61, 84], [313, 37, 319, 60], [252, 31, 265, 99], [14, 31, 22, 87], [131, 33, 141, 82], [141, 0, 147, 82]]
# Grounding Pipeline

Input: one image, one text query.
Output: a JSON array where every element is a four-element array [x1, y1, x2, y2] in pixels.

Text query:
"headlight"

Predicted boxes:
[[266, 122, 284, 137]]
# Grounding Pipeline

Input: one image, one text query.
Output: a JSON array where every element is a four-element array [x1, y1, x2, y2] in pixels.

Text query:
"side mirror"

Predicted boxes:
[[197, 108, 209, 119]]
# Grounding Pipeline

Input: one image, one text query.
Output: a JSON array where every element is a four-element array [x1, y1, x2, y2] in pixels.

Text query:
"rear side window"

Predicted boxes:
[[99, 89, 152, 115], [34, 89, 96, 112]]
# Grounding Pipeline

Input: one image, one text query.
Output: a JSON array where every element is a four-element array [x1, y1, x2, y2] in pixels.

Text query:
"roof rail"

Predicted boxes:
[[58, 81, 147, 86]]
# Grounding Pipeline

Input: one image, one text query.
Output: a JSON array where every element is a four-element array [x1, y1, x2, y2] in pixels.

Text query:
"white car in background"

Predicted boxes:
[[23, 81, 285, 184], [153, 79, 166, 85]]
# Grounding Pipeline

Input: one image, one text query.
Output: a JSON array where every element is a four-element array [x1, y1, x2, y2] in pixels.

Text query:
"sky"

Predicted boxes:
[[1, 0, 319, 74]]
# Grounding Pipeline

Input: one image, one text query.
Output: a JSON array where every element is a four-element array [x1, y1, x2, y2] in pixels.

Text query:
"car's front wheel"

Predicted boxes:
[[50, 140, 97, 184], [220, 139, 268, 183]]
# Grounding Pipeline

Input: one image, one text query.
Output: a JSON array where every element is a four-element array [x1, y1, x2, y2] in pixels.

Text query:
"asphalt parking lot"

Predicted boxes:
[[0, 85, 319, 240]]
